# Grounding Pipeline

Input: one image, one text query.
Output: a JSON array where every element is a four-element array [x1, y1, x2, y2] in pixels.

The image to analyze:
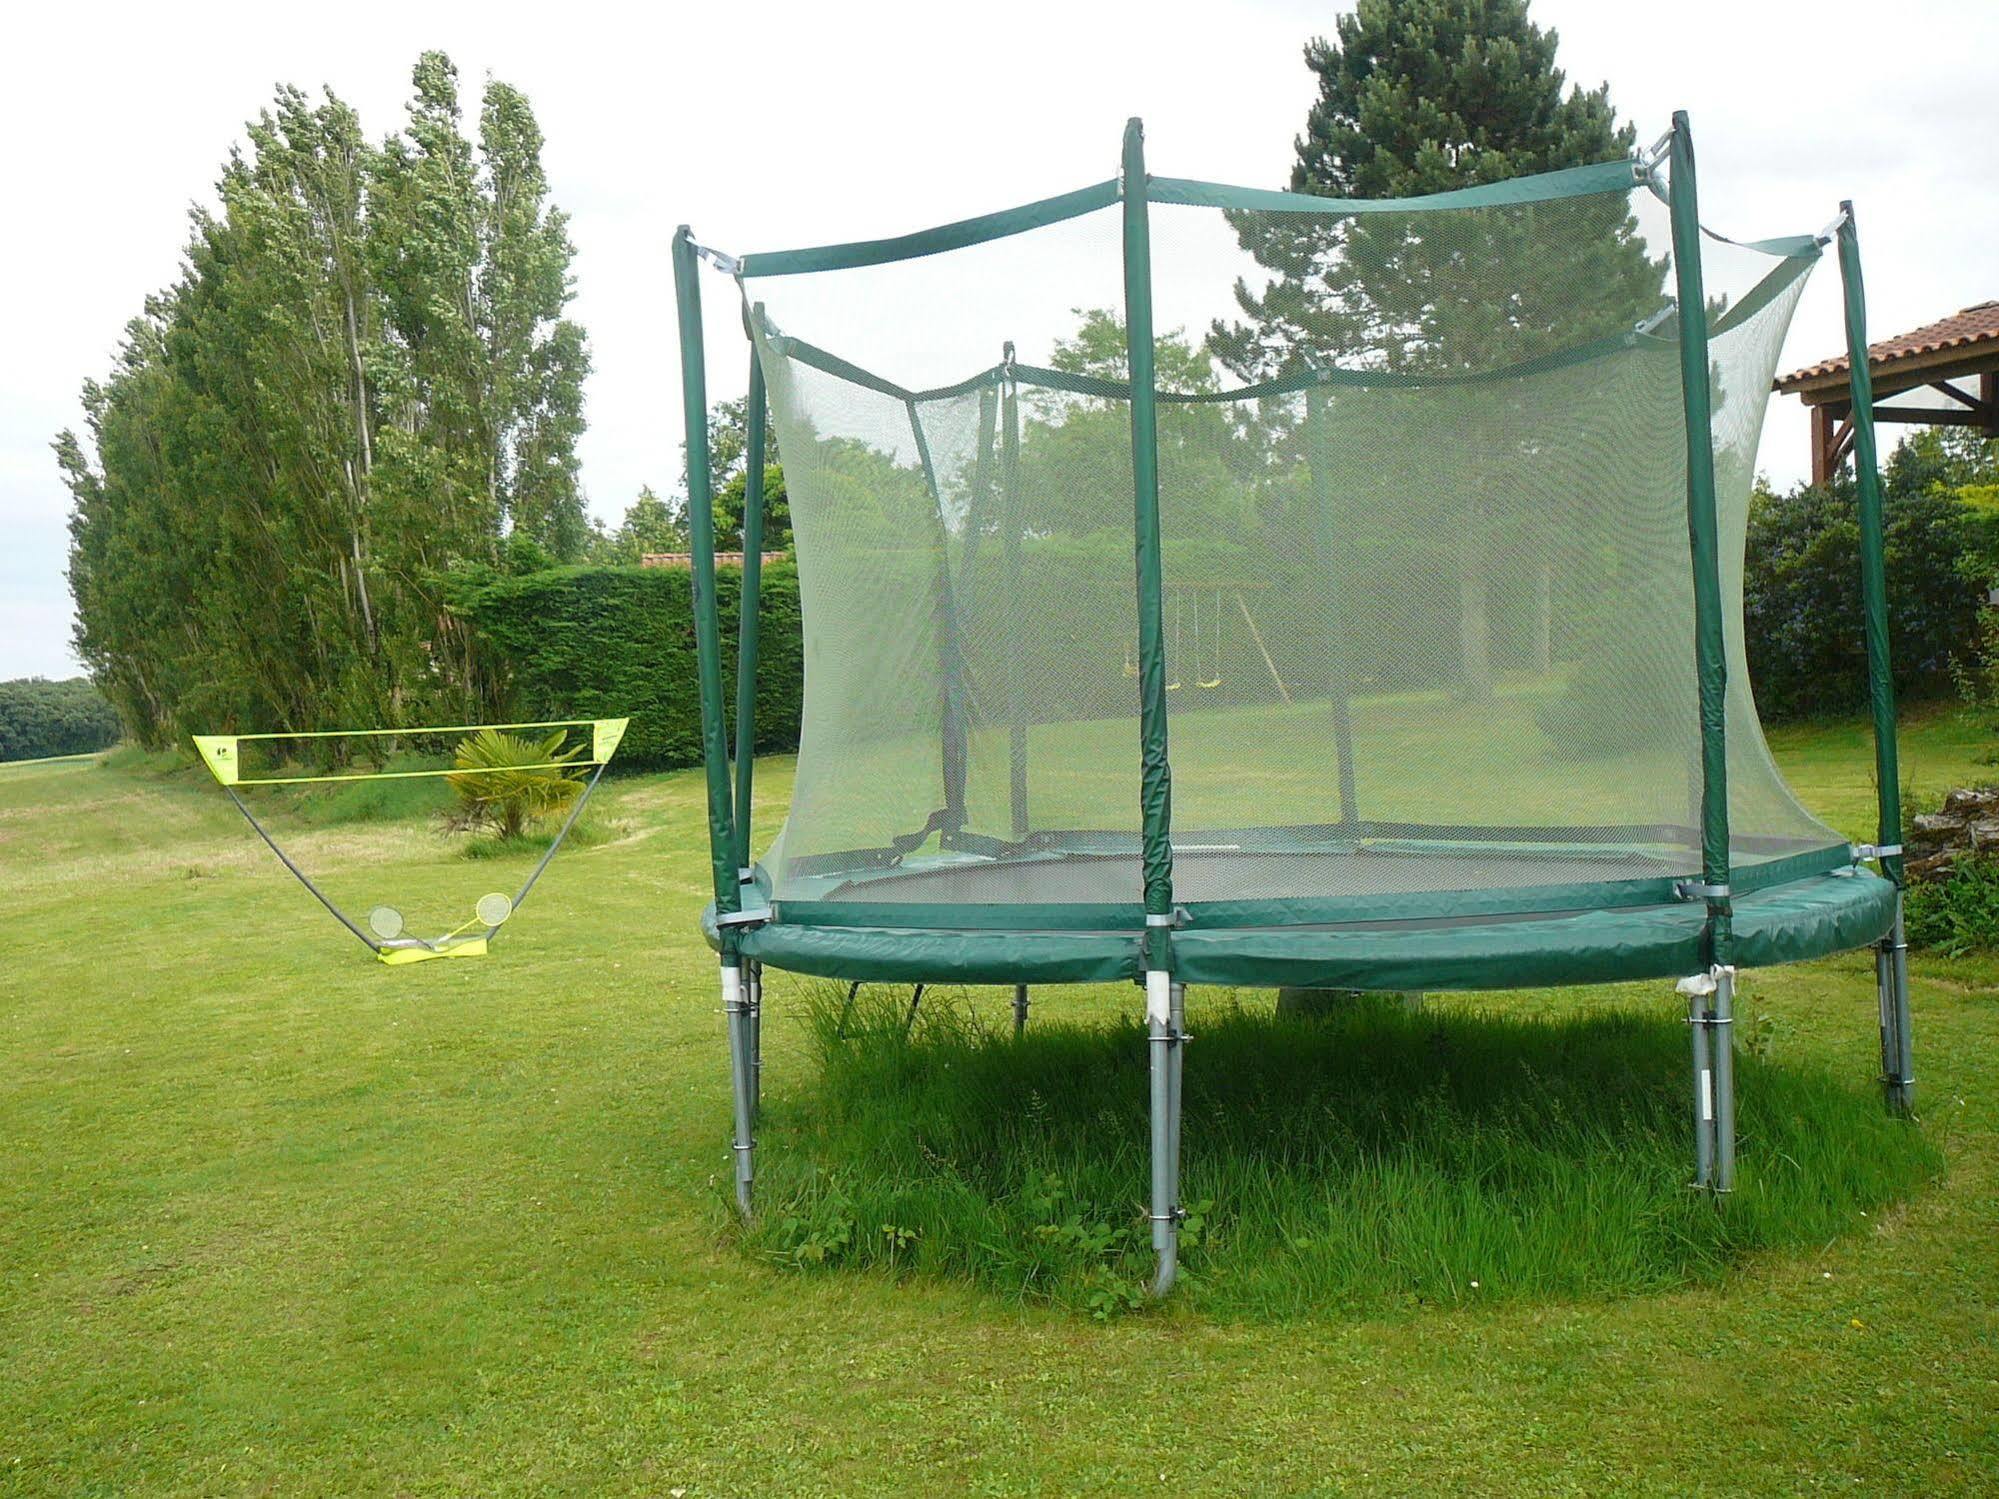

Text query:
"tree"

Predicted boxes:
[[1023, 309, 1253, 549], [1742, 427, 1999, 719], [0, 678, 124, 762], [705, 394, 780, 487], [1213, 0, 1656, 698], [58, 53, 590, 747], [683, 392, 789, 550], [592, 485, 690, 564], [713, 464, 790, 552], [1048, 306, 1217, 396]]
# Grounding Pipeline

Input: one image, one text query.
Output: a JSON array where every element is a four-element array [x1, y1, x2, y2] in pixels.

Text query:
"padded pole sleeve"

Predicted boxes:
[[672, 227, 741, 924], [1667, 113, 1734, 966], [1122, 117, 1176, 930], [906, 401, 969, 834], [999, 371, 1030, 840], [1837, 206, 1904, 888], [732, 340, 768, 877], [1304, 386, 1360, 830]]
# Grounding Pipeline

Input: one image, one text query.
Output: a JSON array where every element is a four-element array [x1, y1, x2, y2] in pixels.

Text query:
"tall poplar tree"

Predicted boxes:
[[58, 53, 590, 745]]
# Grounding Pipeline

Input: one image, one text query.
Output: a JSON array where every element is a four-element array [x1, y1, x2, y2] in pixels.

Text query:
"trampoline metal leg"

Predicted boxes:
[[1013, 983, 1030, 1037], [1875, 934, 1894, 1093], [747, 959, 763, 1121], [1884, 898, 1914, 1115], [1685, 977, 1715, 1189], [1712, 967, 1737, 1194], [1147, 970, 1183, 1298], [836, 980, 861, 1039], [722, 963, 755, 1220], [904, 983, 926, 1034], [1167, 982, 1185, 1195]]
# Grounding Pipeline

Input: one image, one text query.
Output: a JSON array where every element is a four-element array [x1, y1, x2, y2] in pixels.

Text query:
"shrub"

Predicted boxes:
[[1904, 855, 1999, 956], [445, 727, 585, 840], [1743, 477, 1982, 720]]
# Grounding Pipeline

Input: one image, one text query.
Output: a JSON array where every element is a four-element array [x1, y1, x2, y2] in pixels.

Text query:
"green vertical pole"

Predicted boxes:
[[1304, 385, 1359, 830], [1837, 207, 1903, 885], [1122, 117, 1174, 929], [1125, 117, 1183, 1301], [999, 354, 1030, 841], [1666, 113, 1733, 973], [906, 400, 968, 840], [671, 227, 741, 925], [1837, 204, 1913, 1113], [732, 336, 768, 879], [675, 227, 754, 1218]]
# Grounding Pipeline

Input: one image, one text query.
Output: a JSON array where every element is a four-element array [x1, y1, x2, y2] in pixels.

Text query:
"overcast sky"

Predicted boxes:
[[4, 0, 1994, 681]]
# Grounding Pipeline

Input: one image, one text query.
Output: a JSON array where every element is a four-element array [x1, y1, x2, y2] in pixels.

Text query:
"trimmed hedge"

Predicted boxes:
[[448, 563, 803, 771], [0, 677, 123, 762]]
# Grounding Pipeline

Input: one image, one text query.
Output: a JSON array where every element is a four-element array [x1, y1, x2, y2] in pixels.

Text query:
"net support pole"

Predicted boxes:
[[907, 400, 970, 843], [1669, 113, 1737, 1190], [220, 785, 380, 953], [1836, 204, 1914, 1115], [1304, 385, 1360, 830], [999, 357, 1031, 841], [735, 341, 769, 1124], [675, 225, 753, 1216], [732, 331, 769, 885], [502, 759, 610, 921], [672, 227, 743, 925], [1124, 117, 1182, 1297]]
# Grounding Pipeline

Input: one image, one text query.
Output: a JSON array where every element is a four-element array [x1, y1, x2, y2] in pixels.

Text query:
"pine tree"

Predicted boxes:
[[1212, 0, 1658, 698], [1213, 0, 1650, 381]]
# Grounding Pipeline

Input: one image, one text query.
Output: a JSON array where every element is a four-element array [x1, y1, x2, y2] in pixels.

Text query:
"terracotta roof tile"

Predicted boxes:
[[1777, 300, 1999, 390]]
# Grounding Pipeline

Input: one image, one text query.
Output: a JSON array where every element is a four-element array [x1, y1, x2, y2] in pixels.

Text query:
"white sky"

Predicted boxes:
[[3, 0, 1994, 680]]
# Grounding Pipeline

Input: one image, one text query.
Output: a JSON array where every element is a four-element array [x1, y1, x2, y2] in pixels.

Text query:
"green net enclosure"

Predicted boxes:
[[719, 143, 1866, 943], [681, 116, 1914, 1266]]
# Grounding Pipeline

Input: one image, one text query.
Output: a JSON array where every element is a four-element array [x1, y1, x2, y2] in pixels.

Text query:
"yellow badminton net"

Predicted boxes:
[[192, 718, 629, 964]]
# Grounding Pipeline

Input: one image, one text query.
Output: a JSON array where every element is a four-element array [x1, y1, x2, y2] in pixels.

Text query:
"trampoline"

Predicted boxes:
[[675, 113, 1914, 1295]]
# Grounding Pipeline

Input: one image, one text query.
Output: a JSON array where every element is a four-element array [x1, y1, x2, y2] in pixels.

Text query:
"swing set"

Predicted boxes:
[[1123, 586, 1290, 702]]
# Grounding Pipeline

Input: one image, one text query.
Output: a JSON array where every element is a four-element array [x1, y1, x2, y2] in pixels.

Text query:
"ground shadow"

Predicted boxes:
[[737, 986, 1938, 1320]]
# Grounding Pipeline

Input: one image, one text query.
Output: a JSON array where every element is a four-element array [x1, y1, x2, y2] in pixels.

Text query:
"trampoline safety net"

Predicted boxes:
[[733, 145, 1844, 920]]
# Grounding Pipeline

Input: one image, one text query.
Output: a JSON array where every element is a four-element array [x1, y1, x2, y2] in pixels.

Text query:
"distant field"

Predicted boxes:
[[1, 707, 1995, 1494]]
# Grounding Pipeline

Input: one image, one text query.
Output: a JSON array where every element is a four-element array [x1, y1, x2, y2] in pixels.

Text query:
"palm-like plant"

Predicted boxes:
[[445, 728, 585, 840]]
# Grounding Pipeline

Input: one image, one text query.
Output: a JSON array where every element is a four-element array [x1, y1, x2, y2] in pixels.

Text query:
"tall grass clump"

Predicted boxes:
[[738, 989, 1940, 1320]]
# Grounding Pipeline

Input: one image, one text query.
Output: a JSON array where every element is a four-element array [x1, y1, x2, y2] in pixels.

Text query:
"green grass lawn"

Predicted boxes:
[[3, 708, 1997, 1494]]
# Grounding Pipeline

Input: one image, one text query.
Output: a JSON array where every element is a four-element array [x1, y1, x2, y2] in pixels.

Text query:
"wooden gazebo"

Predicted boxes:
[[1777, 300, 1999, 483]]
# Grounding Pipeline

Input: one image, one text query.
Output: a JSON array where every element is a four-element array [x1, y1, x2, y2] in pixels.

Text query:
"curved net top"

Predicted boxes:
[[729, 150, 1844, 927]]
